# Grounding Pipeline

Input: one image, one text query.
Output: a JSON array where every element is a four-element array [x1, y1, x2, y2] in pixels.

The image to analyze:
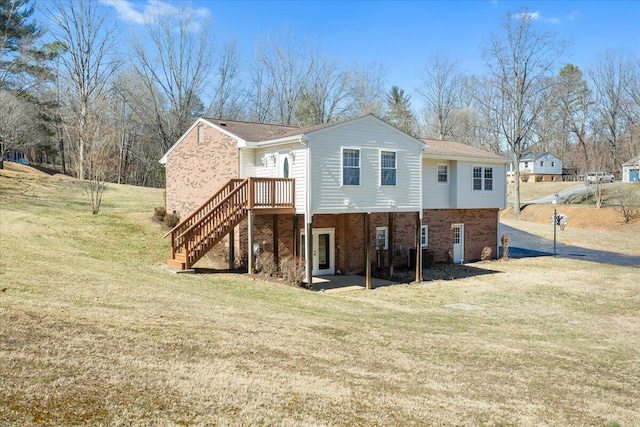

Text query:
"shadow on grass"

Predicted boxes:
[[421, 263, 502, 282]]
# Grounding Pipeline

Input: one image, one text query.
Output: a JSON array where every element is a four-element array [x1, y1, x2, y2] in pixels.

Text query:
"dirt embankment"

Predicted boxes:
[[501, 204, 640, 233]]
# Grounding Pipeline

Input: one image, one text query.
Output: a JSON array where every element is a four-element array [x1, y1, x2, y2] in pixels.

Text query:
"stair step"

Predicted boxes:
[[166, 259, 187, 270], [174, 253, 187, 261]]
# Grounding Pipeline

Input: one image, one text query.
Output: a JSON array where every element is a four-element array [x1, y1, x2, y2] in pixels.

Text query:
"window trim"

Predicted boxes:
[[341, 147, 361, 187], [472, 165, 494, 192], [437, 163, 449, 184], [375, 226, 388, 250], [421, 225, 428, 248], [379, 149, 397, 187]]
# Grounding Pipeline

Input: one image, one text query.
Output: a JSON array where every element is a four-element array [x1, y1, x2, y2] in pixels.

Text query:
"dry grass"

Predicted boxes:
[[1, 163, 639, 426]]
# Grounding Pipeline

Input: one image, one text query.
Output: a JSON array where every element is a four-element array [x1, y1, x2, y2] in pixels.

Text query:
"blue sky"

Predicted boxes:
[[47, 1, 640, 111]]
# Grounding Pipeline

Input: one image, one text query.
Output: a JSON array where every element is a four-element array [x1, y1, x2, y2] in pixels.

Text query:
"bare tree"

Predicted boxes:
[[249, 28, 316, 125], [589, 50, 634, 175], [132, 8, 215, 151], [482, 8, 566, 216], [46, 0, 120, 212], [0, 88, 40, 164], [417, 51, 461, 140], [344, 61, 387, 117], [207, 38, 246, 120]]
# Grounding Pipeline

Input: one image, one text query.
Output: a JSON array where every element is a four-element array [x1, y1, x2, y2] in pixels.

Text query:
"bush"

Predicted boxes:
[[255, 252, 278, 276], [501, 234, 509, 260], [153, 206, 166, 223], [280, 257, 307, 288], [520, 171, 531, 182], [163, 213, 180, 229], [535, 175, 543, 182], [481, 246, 492, 260]]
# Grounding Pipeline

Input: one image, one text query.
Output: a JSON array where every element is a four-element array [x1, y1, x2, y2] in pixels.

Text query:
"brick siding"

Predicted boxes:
[[165, 123, 239, 217]]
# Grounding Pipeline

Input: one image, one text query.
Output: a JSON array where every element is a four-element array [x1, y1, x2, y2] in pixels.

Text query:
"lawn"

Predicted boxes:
[[1, 164, 639, 426]]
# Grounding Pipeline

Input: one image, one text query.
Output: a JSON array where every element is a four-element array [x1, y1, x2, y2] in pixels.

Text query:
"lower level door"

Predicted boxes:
[[452, 224, 464, 263], [301, 228, 335, 275]]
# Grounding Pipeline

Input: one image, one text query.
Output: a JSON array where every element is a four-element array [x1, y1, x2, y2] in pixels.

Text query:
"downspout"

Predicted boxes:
[[301, 136, 312, 284]]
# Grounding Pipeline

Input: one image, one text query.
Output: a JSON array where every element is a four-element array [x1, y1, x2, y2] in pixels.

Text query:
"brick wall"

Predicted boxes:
[[423, 208, 498, 263], [165, 122, 239, 217]]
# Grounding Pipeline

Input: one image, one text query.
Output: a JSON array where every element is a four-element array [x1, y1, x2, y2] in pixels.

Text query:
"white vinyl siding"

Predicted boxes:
[[310, 117, 422, 213], [450, 162, 506, 209], [422, 159, 450, 209], [380, 150, 397, 186], [254, 144, 307, 213], [239, 148, 255, 178]]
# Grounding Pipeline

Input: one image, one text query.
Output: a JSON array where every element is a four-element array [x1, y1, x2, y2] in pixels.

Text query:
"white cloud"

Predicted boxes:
[[99, 0, 210, 25]]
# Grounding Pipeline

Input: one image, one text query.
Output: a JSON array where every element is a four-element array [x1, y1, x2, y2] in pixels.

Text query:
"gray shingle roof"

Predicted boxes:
[[204, 118, 346, 142], [421, 138, 507, 161]]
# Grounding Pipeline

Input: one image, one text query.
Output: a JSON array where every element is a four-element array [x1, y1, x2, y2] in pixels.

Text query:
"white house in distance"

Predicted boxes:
[[622, 156, 640, 183], [507, 152, 563, 182]]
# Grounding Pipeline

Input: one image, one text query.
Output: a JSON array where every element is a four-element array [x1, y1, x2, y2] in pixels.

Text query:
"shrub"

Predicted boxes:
[[153, 206, 166, 223], [520, 170, 531, 182], [535, 175, 543, 182], [501, 234, 509, 260], [481, 246, 492, 260], [163, 213, 180, 229], [255, 252, 278, 276], [280, 257, 307, 288]]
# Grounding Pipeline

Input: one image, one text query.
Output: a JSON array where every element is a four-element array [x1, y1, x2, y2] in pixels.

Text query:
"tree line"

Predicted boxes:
[[1, 0, 639, 215]]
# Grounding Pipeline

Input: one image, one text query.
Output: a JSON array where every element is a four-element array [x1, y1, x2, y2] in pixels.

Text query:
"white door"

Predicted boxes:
[[300, 228, 335, 275], [452, 224, 464, 263]]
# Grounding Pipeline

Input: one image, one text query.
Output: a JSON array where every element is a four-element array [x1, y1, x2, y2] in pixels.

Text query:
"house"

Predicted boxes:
[[622, 156, 640, 183], [160, 114, 508, 285], [507, 152, 562, 182]]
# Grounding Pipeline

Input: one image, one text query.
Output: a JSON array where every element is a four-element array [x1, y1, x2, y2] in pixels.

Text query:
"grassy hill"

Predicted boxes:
[[1, 164, 638, 426]]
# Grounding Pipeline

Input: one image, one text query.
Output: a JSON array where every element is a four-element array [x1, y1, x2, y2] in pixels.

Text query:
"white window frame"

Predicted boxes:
[[375, 226, 388, 250], [380, 150, 397, 186], [197, 125, 205, 143], [421, 225, 428, 248], [342, 147, 361, 186], [437, 163, 449, 184], [473, 165, 494, 192]]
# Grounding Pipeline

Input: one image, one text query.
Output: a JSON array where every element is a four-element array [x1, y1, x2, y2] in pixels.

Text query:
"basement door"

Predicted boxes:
[[452, 224, 464, 263], [300, 228, 335, 276]]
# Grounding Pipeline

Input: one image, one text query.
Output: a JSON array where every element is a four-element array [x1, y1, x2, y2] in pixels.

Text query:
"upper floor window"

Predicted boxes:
[[376, 227, 388, 250], [380, 151, 396, 186], [437, 164, 449, 184], [551, 161, 555, 167], [540, 161, 544, 167], [473, 166, 493, 191], [524, 161, 529, 168], [197, 125, 205, 143], [343, 148, 360, 186]]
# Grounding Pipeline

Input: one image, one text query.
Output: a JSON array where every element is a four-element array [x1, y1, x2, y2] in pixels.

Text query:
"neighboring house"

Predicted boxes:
[[507, 152, 562, 182], [2, 147, 30, 165], [160, 114, 508, 283], [622, 156, 640, 183]]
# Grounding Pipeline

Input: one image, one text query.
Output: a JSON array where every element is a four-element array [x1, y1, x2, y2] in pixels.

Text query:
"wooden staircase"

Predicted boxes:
[[165, 177, 295, 270]]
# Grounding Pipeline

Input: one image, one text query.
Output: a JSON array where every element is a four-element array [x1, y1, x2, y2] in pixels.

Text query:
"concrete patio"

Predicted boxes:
[[311, 274, 401, 293]]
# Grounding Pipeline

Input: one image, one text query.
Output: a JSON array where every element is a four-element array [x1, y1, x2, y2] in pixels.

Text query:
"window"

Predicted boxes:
[[380, 151, 396, 186], [421, 225, 428, 247], [540, 161, 544, 167], [524, 161, 529, 168], [437, 164, 449, 184], [197, 125, 204, 143], [376, 227, 388, 250], [342, 148, 360, 186], [551, 161, 555, 167], [473, 166, 493, 191], [283, 157, 290, 178]]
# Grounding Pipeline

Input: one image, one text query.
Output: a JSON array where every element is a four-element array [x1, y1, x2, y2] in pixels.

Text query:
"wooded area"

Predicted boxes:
[[1, 0, 639, 213]]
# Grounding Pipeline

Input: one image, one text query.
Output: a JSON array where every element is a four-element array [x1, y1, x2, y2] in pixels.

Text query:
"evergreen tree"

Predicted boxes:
[[384, 85, 417, 135]]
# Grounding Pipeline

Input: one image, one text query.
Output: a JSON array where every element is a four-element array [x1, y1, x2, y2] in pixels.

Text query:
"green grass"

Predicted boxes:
[[1, 164, 639, 426]]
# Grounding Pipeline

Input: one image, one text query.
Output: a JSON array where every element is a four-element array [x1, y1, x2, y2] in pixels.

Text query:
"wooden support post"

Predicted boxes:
[[415, 212, 422, 283], [248, 210, 255, 274], [293, 214, 299, 257], [273, 214, 279, 268], [388, 211, 394, 278], [305, 221, 313, 285], [365, 212, 371, 290], [228, 226, 235, 270]]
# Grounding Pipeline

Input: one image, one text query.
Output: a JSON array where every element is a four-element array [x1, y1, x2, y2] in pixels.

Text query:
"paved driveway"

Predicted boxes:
[[499, 222, 640, 267], [522, 182, 623, 205]]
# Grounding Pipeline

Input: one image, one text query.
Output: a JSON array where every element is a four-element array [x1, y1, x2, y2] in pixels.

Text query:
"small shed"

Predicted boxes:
[[622, 156, 640, 183]]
